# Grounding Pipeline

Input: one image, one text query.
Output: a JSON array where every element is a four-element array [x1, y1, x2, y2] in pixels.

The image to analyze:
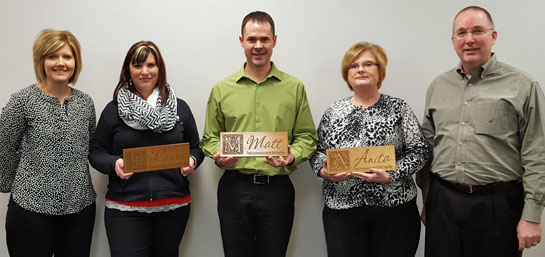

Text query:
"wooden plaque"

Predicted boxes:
[[123, 143, 190, 173], [220, 132, 288, 157], [326, 145, 396, 174]]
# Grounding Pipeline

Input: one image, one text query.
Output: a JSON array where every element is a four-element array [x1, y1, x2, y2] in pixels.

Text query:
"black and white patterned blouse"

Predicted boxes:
[[0, 85, 96, 215], [310, 94, 428, 209]]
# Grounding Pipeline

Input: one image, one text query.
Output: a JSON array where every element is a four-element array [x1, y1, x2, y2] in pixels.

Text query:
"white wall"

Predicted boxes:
[[1, 0, 544, 256]]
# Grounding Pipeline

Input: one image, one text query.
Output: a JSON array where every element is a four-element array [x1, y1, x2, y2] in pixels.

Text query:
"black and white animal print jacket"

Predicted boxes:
[[0, 85, 96, 215], [310, 94, 428, 209]]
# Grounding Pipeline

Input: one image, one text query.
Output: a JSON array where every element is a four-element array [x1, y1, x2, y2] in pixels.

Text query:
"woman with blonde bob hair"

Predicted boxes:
[[310, 42, 428, 257], [0, 29, 96, 257]]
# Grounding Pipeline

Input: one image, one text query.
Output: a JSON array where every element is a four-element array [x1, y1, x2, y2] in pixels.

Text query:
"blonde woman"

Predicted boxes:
[[0, 29, 96, 257], [310, 42, 428, 257]]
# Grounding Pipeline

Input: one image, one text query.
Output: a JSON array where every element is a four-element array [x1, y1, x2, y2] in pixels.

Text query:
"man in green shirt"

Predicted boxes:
[[200, 11, 317, 257], [417, 6, 544, 257]]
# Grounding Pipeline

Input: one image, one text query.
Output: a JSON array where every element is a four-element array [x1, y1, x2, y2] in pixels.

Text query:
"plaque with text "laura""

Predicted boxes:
[[326, 145, 396, 174], [220, 132, 288, 157], [123, 143, 190, 173]]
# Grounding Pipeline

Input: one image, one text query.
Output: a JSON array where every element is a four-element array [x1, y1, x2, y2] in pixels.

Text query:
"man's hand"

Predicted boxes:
[[115, 158, 133, 180], [181, 157, 196, 176], [318, 159, 351, 182], [266, 145, 294, 167], [351, 168, 390, 183], [517, 219, 542, 250], [213, 152, 238, 167]]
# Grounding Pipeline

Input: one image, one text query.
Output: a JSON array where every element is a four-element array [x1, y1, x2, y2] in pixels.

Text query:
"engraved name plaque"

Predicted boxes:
[[123, 143, 190, 173], [220, 132, 288, 157], [326, 145, 396, 174]]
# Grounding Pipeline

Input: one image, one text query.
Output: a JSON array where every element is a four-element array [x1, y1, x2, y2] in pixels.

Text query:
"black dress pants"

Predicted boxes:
[[217, 171, 295, 257], [5, 199, 96, 257], [425, 177, 524, 257], [323, 198, 421, 257], [104, 205, 190, 257]]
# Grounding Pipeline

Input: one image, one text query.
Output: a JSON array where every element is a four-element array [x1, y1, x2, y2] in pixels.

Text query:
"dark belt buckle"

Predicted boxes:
[[253, 174, 269, 184]]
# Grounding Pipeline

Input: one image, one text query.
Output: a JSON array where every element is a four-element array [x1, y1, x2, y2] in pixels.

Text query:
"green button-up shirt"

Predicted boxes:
[[417, 54, 545, 222], [200, 63, 318, 176]]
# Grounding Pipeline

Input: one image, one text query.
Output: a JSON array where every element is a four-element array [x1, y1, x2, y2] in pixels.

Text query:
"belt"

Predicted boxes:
[[225, 170, 288, 185], [433, 173, 521, 194]]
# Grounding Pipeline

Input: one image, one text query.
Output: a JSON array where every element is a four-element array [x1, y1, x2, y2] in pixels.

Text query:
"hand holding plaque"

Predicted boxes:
[[351, 168, 391, 183], [319, 159, 352, 182], [325, 145, 396, 174], [266, 145, 294, 167], [212, 152, 239, 167], [115, 159, 132, 179]]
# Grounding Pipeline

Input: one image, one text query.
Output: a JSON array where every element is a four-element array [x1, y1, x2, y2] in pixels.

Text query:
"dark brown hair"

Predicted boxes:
[[113, 41, 168, 105], [241, 11, 275, 36]]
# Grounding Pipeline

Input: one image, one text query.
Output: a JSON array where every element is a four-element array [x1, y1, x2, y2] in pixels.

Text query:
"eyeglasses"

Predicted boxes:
[[348, 62, 378, 71], [453, 28, 494, 39]]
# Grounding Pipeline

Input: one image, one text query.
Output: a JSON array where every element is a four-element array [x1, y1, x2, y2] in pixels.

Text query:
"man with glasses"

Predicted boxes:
[[417, 6, 545, 257], [200, 11, 317, 257]]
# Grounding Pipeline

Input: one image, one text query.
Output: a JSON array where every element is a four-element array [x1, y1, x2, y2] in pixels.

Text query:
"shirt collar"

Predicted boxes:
[[235, 62, 282, 83], [456, 53, 497, 80]]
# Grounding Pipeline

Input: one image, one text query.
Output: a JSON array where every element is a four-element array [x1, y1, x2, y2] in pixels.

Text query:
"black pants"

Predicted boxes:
[[5, 199, 95, 257], [323, 198, 421, 257], [217, 171, 295, 257], [104, 205, 190, 257], [425, 177, 524, 257]]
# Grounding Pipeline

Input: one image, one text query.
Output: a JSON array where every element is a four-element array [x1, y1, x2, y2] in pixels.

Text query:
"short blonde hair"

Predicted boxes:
[[33, 29, 82, 85], [341, 42, 388, 90]]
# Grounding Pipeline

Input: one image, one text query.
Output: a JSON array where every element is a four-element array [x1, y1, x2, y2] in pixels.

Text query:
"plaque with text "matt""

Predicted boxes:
[[220, 132, 288, 157], [326, 145, 396, 174], [123, 143, 190, 173]]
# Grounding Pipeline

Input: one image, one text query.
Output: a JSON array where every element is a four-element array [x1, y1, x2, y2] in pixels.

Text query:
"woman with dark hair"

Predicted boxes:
[[310, 42, 428, 257], [89, 41, 204, 257], [0, 29, 96, 257]]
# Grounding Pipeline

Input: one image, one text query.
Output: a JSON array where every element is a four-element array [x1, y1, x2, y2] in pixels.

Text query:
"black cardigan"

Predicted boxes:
[[88, 98, 204, 202]]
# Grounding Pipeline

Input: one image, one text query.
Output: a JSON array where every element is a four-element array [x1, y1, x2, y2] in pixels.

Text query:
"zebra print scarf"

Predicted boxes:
[[117, 84, 179, 133]]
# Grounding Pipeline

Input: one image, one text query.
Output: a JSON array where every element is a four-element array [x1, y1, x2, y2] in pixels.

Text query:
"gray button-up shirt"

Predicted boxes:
[[417, 54, 545, 222]]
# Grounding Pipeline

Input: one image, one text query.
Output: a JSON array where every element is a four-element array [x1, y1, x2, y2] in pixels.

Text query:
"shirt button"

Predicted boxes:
[[458, 141, 463, 145], [468, 83, 473, 87], [464, 101, 468, 105], [458, 162, 462, 166], [461, 121, 466, 125], [256, 100, 260, 105], [256, 118, 260, 122]]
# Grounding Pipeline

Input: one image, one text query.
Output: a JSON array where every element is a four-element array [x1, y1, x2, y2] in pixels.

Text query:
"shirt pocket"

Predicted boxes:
[[472, 101, 516, 135]]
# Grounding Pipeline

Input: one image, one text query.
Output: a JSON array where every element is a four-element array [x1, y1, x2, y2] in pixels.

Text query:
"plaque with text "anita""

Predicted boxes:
[[326, 145, 396, 174], [220, 132, 288, 157], [123, 143, 190, 173]]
